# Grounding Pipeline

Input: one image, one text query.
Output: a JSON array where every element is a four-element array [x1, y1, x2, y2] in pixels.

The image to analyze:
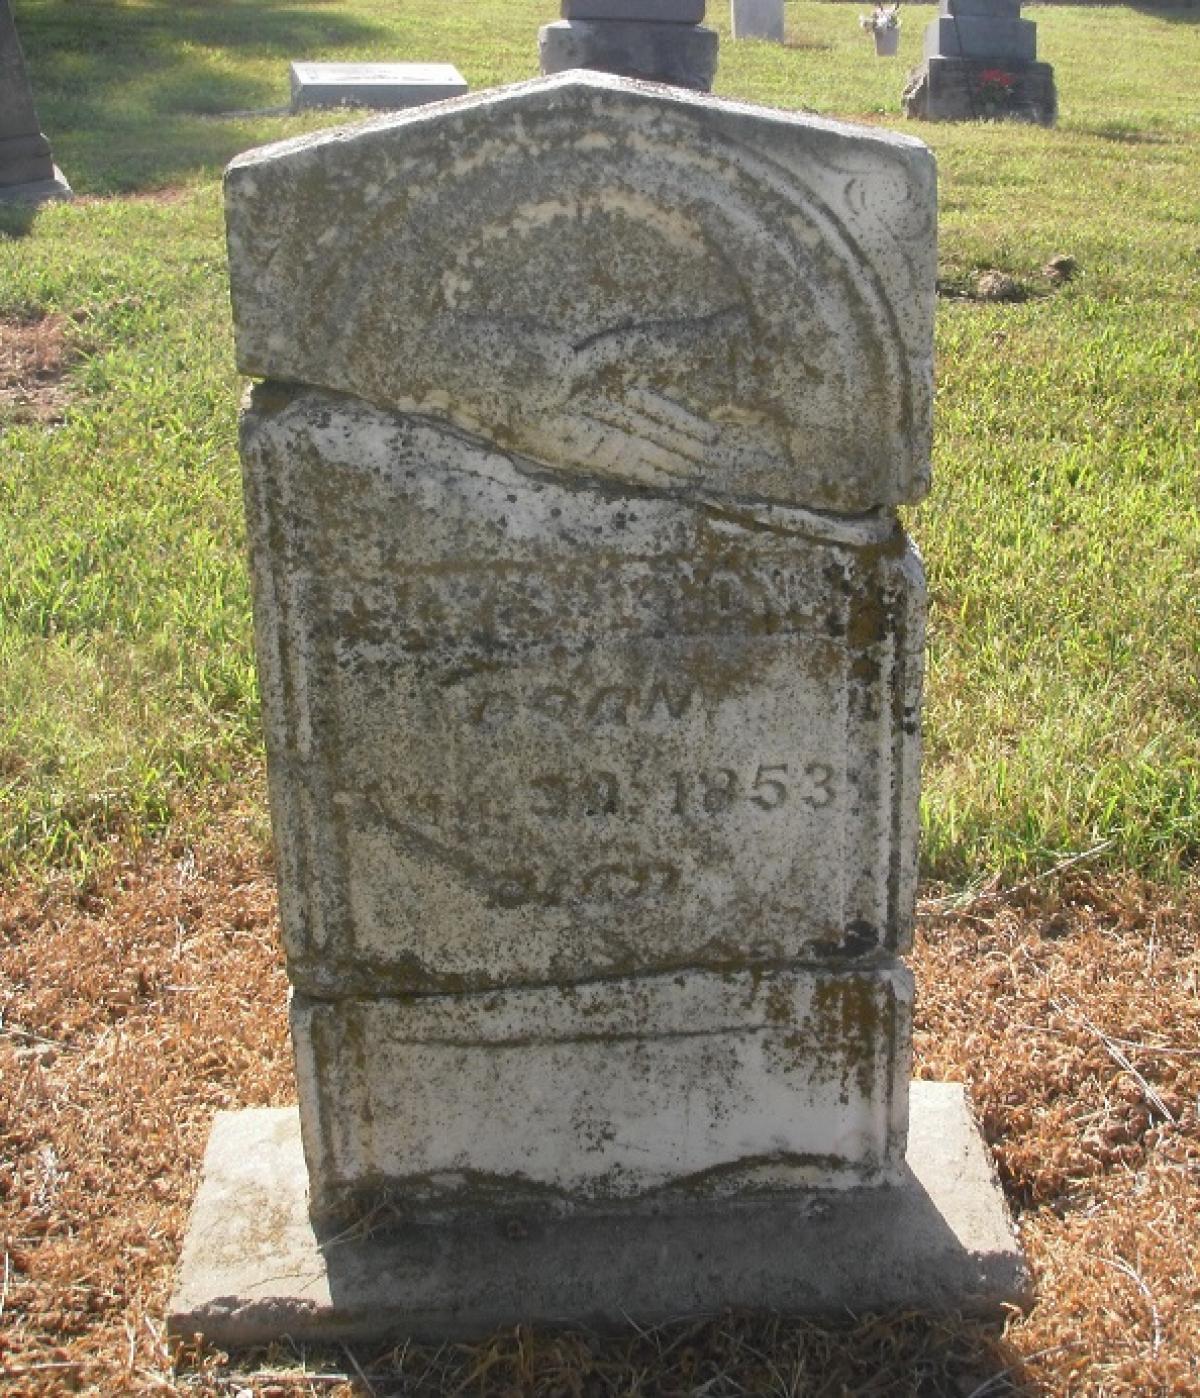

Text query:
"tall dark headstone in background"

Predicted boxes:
[[903, 0, 1056, 125], [540, 0, 718, 91], [0, 0, 70, 202]]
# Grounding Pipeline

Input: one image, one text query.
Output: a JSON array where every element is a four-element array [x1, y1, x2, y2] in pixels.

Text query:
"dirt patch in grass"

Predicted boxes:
[[75, 189, 197, 208], [1, 833, 1197, 1394], [0, 312, 76, 426]]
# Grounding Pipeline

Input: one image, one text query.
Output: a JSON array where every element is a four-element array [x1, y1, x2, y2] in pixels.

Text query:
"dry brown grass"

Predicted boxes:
[[916, 878, 1200, 1394], [0, 313, 76, 426], [1, 826, 1197, 1395]]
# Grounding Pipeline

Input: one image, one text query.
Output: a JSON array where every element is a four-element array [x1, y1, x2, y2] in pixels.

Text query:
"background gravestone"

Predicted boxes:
[[0, 0, 70, 203], [731, 0, 785, 43], [288, 61, 468, 112], [540, 0, 718, 89], [170, 71, 1027, 1344], [903, 0, 1057, 123]]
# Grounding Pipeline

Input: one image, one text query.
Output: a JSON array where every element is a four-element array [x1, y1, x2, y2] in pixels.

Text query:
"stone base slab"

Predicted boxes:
[[538, 19, 719, 89], [903, 58, 1056, 125], [0, 165, 71, 205], [168, 1083, 1029, 1346], [289, 62, 468, 112]]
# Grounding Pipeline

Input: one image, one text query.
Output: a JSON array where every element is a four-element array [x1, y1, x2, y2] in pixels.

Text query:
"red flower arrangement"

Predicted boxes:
[[975, 67, 1019, 116], [978, 68, 1017, 96]]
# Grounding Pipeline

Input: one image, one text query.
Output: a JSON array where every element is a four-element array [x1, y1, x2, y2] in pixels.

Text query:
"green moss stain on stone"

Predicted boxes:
[[810, 975, 892, 1100]]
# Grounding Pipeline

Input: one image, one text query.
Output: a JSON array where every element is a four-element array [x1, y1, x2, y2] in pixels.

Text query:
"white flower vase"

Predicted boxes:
[[874, 27, 900, 56]]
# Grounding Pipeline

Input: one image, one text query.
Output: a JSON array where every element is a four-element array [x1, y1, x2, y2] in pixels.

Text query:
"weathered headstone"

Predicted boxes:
[[540, 0, 718, 89], [170, 71, 1028, 1343], [0, 0, 69, 204], [289, 62, 468, 113], [731, 0, 785, 43], [903, 0, 1056, 123]]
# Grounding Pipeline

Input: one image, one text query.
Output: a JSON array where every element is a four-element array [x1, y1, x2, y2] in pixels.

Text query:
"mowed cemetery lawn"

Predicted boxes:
[[1, 0, 1198, 1393]]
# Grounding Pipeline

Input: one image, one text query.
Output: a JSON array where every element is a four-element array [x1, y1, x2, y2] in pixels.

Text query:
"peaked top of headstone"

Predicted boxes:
[[226, 71, 936, 513]]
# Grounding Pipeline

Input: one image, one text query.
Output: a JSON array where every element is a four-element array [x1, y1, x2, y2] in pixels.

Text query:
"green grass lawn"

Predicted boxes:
[[2, 0, 1198, 884]]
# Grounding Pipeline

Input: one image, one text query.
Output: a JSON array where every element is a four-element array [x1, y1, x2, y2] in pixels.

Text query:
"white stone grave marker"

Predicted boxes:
[[288, 61, 468, 113], [170, 72, 1027, 1343]]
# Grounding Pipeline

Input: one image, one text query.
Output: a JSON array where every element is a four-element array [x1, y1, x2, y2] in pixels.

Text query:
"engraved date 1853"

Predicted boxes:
[[528, 761, 836, 820]]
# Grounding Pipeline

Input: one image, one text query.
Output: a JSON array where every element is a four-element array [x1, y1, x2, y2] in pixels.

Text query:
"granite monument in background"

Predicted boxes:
[[170, 71, 1028, 1344], [0, 0, 69, 204], [540, 0, 718, 89], [903, 0, 1057, 123]]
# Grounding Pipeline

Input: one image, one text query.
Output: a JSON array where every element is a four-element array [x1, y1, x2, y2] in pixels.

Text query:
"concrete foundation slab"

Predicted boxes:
[[168, 1082, 1029, 1346], [904, 57, 1057, 124], [289, 62, 467, 112]]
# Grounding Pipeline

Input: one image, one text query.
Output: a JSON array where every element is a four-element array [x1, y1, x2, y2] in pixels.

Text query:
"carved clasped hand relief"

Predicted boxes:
[[228, 76, 934, 515]]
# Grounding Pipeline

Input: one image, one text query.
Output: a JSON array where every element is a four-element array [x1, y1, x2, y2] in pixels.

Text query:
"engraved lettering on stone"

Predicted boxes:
[[473, 680, 695, 727], [333, 558, 837, 660], [491, 859, 681, 908], [529, 771, 621, 819]]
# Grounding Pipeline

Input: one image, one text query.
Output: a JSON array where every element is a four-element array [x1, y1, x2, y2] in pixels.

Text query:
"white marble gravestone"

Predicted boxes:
[[288, 61, 468, 113], [170, 72, 1027, 1342]]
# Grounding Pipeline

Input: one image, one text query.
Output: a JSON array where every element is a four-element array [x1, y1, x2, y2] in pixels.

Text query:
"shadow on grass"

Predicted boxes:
[[1078, 123, 1176, 143], [213, 1312, 1038, 1397], [16, 0, 392, 192], [1125, 1, 1200, 21], [0, 203, 38, 239]]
